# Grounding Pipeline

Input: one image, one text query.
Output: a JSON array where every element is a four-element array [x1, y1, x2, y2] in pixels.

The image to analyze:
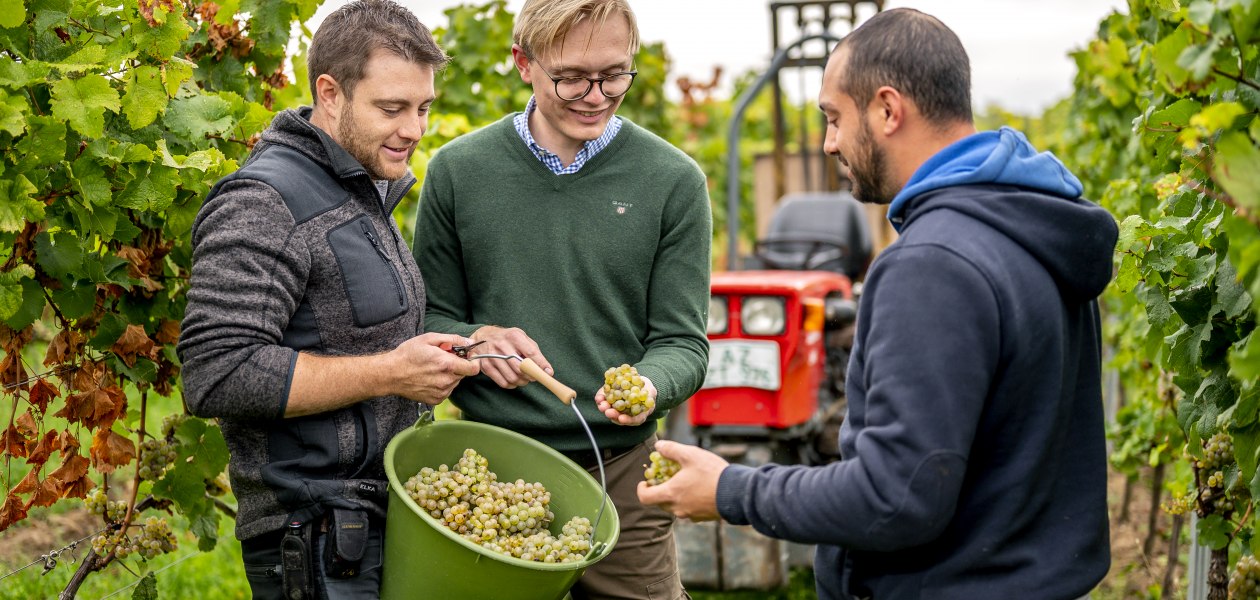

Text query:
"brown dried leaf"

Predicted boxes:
[[0, 352, 27, 391], [70, 362, 101, 393], [0, 493, 29, 531], [116, 246, 149, 279], [90, 429, 136, 473], [48, 451, 89, 485], [43, 329, 85, 367], [26, 430, 60, 466], [153, 319, 181, 345], [61, 475, 94, 500], [0, 425, 30, 458], [54, 389, 97, 425], [57, 430, 80, 457], [11, 467, 41, 496], [15, 410, 37, 437], [26, 476, 62, 509], [111, 324, 156, 368], [27, 378, 61, 413]]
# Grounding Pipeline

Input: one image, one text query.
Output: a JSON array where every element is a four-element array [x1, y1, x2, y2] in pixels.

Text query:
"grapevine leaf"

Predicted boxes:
[[111, 324, 156, 368], [163, 94, 236, 140], [0, 92, 26, 136], [1176, 37, 1221, 81], [1152, 25, 1195, 93], [0, 57, 50, 90], [1115, 253, 1142, 293], [162, 57, 195, 97], [1214, 132, 1260, 211], [122, 65, 168, 129], [1167, 322, 1213, 371], [34, 231, 84, 279], [0, 174, 42, 232], [135, 9, 192, 60], [0, 264, 34, 321], [14, 116, 67, 169], [0, 0, 24, 28], [1191, 102, 1247, 132], [1188, 0, 1219, 26], [50, 44, 107, 74], [89, 428, 136, 473], [1199, 514, 1232, 549], [116, 164, 179, 211], [49, 280, 96, 320], [1216, 259, 1252, 320], [49, 74, 120, 139], [1232, 332, 1260, 382], [131, 573, 158, 600], [71, 155, 112, 207], [4, 279, 44, 330], [67, 202, 118, 239], [1141, 284, 1175, 330], [0, 493, 28, 531], [1117, 215, 1149, 252]]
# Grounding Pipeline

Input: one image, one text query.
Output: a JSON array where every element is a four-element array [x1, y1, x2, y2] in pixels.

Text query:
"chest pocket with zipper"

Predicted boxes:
[[327, 215, 409, 327]]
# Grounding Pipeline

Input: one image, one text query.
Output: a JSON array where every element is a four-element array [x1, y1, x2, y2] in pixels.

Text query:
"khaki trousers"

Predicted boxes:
[[570, 434, 690, 600]]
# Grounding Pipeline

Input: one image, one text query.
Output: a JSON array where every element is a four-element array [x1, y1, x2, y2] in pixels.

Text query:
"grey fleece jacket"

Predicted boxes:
[[177, 108, 427, 540]]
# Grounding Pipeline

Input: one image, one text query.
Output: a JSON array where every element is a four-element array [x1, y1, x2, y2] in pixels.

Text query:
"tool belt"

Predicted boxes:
[[280, 509, 371, 599]]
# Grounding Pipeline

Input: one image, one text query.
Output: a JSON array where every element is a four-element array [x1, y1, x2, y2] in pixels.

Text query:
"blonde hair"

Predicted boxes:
[[513, 0, 640, 60]]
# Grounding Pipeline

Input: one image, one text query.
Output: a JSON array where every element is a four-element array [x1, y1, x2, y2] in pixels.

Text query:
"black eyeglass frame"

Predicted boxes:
[[531, 59, 639, 101]]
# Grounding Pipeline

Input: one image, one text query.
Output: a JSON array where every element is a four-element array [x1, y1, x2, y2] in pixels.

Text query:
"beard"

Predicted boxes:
[[846, 118, 896, 206], [337, 103, 408, 181]]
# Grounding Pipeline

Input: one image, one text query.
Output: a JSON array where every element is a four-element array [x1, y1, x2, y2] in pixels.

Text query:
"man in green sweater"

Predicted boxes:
[[412, 1, 710, 597]]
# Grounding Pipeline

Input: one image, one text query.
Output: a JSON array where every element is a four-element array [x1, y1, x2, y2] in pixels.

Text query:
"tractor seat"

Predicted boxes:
[[749, 191, 872, 279]]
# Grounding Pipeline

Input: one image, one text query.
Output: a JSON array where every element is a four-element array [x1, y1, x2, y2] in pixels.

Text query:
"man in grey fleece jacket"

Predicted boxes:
[[176, 2, 478, 598]]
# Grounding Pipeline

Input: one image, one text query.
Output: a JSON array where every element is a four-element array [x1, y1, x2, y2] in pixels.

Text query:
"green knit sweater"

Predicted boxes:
[[414, 115, 712, 451]]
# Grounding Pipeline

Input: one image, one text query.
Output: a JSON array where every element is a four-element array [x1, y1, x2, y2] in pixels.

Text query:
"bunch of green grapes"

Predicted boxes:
[[1230, 554, 1260, 599], [161, 413, 188, 437], [644, 451, 680, 486], [90, 530, 126, 557], [137, 438, 178, 481], [404, 449, 592, 563], [602, 364, 654, 417], [1199, 432, 1235, 472], [116, 517, 178, 560], [84, 488, 127, 523]]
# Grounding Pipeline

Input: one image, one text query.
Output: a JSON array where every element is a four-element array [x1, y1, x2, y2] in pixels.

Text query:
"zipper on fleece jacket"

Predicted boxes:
[[361, 220, 406, 310]]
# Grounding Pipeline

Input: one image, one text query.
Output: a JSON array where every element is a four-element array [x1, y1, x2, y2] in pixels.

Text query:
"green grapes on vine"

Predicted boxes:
[[138, 438, 178, 481], [403, 449, 593, 563], [603, 364, 654, 417], [1230, 555, 1260, 600]]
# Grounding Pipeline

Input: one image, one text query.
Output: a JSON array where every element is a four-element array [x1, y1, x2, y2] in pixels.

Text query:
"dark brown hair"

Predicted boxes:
[[307, 0, 449, 102]]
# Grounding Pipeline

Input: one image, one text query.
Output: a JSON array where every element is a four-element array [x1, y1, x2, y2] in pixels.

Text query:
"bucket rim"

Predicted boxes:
[[384, 419, 620, 571]]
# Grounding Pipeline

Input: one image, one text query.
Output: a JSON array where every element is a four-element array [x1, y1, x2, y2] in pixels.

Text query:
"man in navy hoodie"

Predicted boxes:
[[639, 8, 1116, 599]]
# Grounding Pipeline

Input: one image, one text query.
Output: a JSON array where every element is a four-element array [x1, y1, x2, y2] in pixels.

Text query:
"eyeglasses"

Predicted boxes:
[[532, 60, 638, 101]]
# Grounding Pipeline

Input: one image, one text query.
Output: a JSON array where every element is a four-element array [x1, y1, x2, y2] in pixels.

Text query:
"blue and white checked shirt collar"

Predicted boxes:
[[513, 96, 622, 175]]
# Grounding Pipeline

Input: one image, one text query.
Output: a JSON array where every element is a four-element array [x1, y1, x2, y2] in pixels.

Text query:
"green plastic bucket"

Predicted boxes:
[[380, 416, 619, 600]]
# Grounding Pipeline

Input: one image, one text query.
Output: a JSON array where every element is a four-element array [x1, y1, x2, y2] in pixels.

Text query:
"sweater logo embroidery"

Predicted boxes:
[[614, 201, 633, 215]]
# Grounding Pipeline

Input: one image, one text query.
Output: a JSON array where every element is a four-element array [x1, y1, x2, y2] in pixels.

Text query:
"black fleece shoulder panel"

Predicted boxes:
[[208, 145, 350, 225]]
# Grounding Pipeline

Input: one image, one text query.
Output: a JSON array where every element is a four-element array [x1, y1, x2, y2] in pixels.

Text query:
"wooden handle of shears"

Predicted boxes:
[[518, 357, 577, 405]]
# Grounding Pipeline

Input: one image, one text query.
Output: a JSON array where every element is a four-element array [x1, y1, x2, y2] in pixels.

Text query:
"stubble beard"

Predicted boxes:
[[848, 119, 895, 206], [337, 103, 405, 181]]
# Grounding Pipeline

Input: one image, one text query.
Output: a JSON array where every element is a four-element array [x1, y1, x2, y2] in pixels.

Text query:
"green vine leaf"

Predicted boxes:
[[0, 0, 25, 29], [1214, 131, 1260, 211], [0, 265, 35, 321], [122, 65, 169, 130], [50, 74, 121, 138], [163, 94, 236, 140]]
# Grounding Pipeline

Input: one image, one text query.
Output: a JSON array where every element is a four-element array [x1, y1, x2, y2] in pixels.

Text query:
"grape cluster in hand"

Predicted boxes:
[[404, 449, 593, 563], [643, 451, 680, 486], [603, 364, 654, 417]]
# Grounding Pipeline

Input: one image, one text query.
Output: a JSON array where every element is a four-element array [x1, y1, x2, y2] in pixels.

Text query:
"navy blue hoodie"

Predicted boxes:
[[715, 128, 1117, 599]]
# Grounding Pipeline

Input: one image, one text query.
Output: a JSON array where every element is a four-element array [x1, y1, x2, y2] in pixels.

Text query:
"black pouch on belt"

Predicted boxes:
[[323, 508, 369, 578], [281, 520, 315, 599]]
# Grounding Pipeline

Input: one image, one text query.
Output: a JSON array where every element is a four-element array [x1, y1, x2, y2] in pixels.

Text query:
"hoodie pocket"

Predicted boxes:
[[327, 215, 408, 327]]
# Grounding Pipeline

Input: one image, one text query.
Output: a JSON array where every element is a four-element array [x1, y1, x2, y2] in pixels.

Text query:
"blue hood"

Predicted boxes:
[[887, 126, 1083, 231]]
